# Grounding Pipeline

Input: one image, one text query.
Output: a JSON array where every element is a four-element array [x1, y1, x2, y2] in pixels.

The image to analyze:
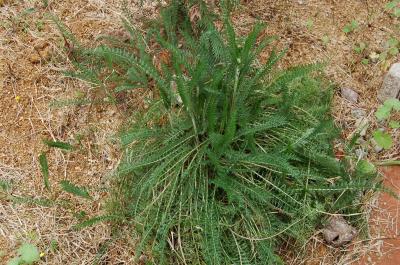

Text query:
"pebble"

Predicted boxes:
[[341, 87, 359, 103], [351, 109, 366, 119], [355, 118, 369, 136], [355, 148, 367, 159], [371, 139, 383, 153], [378, 63, 400, 102]]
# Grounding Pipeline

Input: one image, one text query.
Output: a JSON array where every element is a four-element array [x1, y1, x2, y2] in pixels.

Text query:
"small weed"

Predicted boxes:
[[50, 240, 58, 252], [373, 130, 393, 149], [35, 20, 44, 31], [322, 35, 330, 46], [343, 20, 359, 33], [41, 0, 49, 8], [385, 0, 400, 17], [361, 58, 369, 65], [353, 42, 367, 54], [306, 18, 313, 30], [0, 179, 12, 191], [372, 98, 400, 150], [39, 153, 50, 190], [7, 243, 41, 265]]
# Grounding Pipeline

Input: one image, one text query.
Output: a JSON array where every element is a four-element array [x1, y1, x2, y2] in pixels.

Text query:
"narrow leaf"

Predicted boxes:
[[73, 215, 115, 230], [43, 140, 73, 150], [39, 153, 50, 190], [373, 130, 393, 149], [60, 180, 91, 199]]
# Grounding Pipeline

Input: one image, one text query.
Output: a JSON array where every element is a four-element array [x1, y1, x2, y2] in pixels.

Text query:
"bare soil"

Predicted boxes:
[[357, 166, 400, 265], [0, 0, 399, 264]]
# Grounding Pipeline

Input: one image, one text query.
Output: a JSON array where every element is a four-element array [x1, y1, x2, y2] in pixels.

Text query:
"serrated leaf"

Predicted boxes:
[[343, 25, 352, 33], [7, 257, 22, 265], [0, 179, 12, 191], [389, 120, 400, 128], [39, 153, 50, 190], [386, 1, 398, 10], [73, 215, 115, 230], [384, 98, 400, 110], [389, 47, 399, 56], [60, 180, 91, 199], [43, 140, 73, 150], [356, 160, 376, 174], [376, 104, 392, 120], [394, 7, 400, 17], [373, 130, 393, 149], [343, 20, 358, 34], [387, 38, 399, 47], [18, 243, 40, 264]]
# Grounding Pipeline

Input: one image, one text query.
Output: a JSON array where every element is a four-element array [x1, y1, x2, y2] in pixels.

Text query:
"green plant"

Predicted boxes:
[[361, 58, 369, 65], [321, 35, 330, 46], [60, 180, 92, 199], [353, 42, 367, 54], [56, 1, 379, 263], [306, 18, 313, 30], [379, 37, 400, 63], [385, 0, 400, 17], [373, 98, 400, 150], [7, 243, 40, 265], [343, 20, 359, 34]]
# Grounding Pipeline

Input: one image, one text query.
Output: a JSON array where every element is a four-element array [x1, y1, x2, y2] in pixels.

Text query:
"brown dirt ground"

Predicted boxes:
[[357, 166, 400, 265], [0, 0, 399, 264]]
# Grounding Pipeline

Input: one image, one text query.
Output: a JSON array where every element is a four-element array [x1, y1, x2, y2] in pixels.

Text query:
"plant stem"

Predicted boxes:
[[376, 160, 400, 166]]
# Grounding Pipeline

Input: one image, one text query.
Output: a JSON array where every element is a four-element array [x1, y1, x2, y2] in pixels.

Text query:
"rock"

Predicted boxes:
[[322, 216, 357, 247], [28, 47, 52, 64], [29, 54, 41, 64], [341, 87, 359, 103], [378, 63, 400, 103], [372, 139, 383, 153], [355, 118, 369, 136], [355, 148, 367, 159], [351, 108, 366, 119]]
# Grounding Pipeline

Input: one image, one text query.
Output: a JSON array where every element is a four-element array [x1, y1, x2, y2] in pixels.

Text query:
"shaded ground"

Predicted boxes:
[[0, 0, 399, 264]]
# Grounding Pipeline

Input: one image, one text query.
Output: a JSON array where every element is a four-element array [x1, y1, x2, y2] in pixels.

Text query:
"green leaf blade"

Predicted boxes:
[[39, 153, 50, 190], [18, 243, 40, 264], [373, 130, 393, 149], [43, 140, 73, 150], [60, 180, 92, 199]]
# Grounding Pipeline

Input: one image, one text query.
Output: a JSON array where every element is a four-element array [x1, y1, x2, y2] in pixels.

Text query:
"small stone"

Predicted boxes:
[[34, 41, 49, 50], [355, 118, 369, 136], [351, 108, 366, 119], [341, 87, 359, 103], [355, 148, 367, 159], [378, 63, 400, 102], [322, 216, 357, 247], [372, 139, 383, 153], [29, 54, 41, 64], [369, 52, 380, 63]]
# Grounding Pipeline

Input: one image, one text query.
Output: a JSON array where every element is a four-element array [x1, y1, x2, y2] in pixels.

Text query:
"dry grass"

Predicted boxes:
[[0, 0, 158, 263], [0, 0, 399, 264]]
